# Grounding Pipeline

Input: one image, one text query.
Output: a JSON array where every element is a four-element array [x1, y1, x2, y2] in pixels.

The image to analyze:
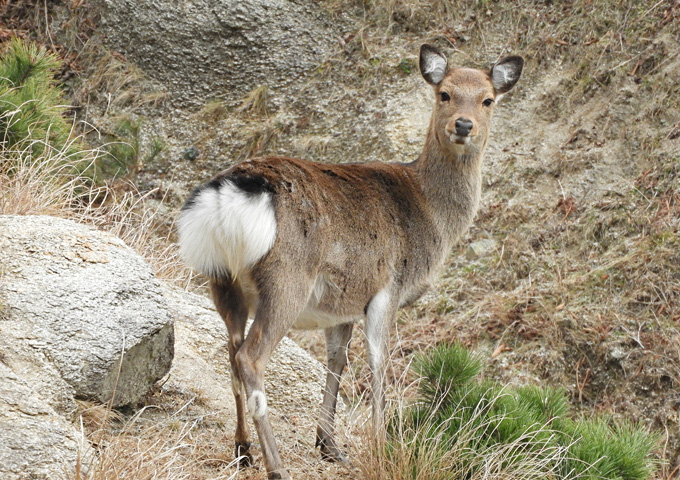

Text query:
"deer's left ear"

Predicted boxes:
[[490, 56, 524, 94]]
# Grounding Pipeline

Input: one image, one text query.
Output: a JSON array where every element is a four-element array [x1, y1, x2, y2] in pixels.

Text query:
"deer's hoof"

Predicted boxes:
[[268, 469, 292, 480], [320, 448, 349, 463], [234, 441, 253, 467], [317, 438, 349, 463]]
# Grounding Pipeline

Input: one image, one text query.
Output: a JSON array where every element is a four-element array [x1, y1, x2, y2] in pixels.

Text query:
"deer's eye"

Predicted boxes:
[[482, 98, 494, 107], [439, 91, 450, 102]]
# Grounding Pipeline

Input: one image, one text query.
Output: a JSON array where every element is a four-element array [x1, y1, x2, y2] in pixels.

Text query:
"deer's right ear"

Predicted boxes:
[[420, 44, 448, 86]]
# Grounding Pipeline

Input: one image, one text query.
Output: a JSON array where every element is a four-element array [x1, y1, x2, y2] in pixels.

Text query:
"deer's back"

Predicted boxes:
[[179, 156, 447, 325]]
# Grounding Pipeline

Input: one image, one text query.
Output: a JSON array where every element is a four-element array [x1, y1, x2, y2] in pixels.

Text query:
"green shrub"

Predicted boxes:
[[0, 38, 164, 186], [560, 417, 659, 480], [387, 344, 658, 480], [0, 38, 83, 164], [95, 115, 165, 181]]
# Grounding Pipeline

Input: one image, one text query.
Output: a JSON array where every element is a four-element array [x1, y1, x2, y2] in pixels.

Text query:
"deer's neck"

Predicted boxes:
[[411, 134, 485, 249]]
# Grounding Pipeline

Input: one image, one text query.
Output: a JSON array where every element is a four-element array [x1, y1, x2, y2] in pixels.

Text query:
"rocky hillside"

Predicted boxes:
[[1, 0, 678, 478]]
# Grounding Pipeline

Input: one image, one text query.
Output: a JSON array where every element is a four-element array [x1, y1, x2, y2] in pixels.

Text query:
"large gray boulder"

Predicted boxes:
[[0, 303, 88, 479], [0, 214, 346, 478], [0, 215, 174, 407], [96, 0, 339, 107], [0, 361, 84, 479]]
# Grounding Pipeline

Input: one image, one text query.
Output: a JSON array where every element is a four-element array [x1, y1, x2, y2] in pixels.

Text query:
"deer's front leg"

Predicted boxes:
[[316, 323, 353, 462], [365, 289, 396, 441]]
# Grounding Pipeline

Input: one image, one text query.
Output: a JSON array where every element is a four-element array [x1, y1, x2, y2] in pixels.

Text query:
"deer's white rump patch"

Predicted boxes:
[[178, 181, 277, 277]]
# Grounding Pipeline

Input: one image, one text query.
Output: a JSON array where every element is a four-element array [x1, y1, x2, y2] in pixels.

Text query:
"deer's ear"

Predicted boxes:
[[490, 56, 524, 94], [420, 44, 448, 86]]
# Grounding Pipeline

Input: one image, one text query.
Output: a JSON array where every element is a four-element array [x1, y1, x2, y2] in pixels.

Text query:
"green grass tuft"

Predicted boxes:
[[561, 417, 660, 480], [412, 343, 483, 406], [380, 344, 659, 480]]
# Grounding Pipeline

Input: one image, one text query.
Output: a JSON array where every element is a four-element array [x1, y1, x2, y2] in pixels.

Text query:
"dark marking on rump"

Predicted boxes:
[[181, 176, 224, 211], [231, 174, 273, 196]]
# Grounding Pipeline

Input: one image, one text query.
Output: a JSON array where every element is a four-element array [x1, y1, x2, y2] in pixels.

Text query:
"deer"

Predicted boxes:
[[177, 44, 523, 479]]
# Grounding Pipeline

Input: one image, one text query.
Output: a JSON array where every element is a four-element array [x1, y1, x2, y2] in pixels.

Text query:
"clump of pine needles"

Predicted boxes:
[[0, 38, 84, 164], [361, 344, 658, 480]]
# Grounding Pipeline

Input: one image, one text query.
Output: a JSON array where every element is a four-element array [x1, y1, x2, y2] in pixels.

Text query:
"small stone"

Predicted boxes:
[[182, 146, 199, 161], [466, 239, 498, 260], [610, 346, 626, 360]]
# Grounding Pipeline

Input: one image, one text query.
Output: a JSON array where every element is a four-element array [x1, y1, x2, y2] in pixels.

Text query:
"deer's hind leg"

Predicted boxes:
[[233, 271, 315, 480], [316, 323, 353, 462], [210, 277, 252, 466]]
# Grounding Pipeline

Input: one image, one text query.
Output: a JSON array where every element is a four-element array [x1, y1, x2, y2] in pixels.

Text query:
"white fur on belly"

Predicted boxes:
[[178, 181, 277, 277], [293, 308, 360, 330], [293, 275, 361, 329]]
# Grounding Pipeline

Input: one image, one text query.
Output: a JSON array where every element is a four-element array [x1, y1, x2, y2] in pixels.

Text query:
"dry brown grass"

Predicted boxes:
[[72, 46, 168, 122], [0, 132, 191, 284], [68, 383, 367, 480], [72, 396, 240, 480], [237, 85, 270, 117]]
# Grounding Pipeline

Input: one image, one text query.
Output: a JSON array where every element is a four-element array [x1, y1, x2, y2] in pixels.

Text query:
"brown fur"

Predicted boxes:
[[231, 156, 442, 314]]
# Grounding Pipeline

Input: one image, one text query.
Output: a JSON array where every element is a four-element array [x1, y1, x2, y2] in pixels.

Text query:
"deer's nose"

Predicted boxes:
[[455, 118, 474, 137]]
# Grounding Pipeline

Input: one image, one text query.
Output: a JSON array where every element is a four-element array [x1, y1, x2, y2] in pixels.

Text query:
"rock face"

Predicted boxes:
[[0, 361, 84, 479], [0, 311, 87, 478], [0, 215, 174, 407], [0, 214, 344, 478], [96, 0, 339, 107]]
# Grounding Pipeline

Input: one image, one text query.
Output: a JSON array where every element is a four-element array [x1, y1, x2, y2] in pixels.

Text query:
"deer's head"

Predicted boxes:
[[420, 44, 524, 158]]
